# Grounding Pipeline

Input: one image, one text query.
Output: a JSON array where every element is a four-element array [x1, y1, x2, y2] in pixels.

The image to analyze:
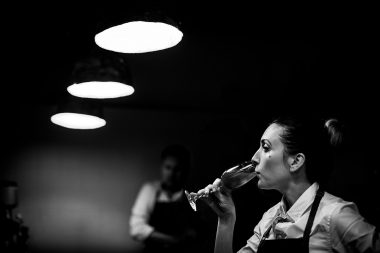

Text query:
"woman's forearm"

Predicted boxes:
[[214, 216, 236, 253]]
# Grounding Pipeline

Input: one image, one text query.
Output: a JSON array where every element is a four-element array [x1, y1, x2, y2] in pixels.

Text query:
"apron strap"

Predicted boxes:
[[303, 187, 324, 240]]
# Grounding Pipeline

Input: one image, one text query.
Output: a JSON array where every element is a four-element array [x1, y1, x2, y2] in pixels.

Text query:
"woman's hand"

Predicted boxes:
[[195, 178, 236, 220]]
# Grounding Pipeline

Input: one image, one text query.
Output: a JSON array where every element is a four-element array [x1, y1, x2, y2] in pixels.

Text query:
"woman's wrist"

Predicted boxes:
[[218, 213, 236, 225], [215, 215, 235, 253]]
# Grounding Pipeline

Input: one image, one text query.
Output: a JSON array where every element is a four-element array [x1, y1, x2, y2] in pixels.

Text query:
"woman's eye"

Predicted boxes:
[[262, 144, 270, 152]]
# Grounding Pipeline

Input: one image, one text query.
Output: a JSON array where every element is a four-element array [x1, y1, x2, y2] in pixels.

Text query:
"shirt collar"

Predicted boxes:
[[279, 182, 319, 222], [158, 185, 184, 201]]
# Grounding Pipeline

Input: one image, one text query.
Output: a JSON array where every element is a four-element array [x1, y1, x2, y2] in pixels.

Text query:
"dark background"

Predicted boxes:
[[1, 2, 378, 253]]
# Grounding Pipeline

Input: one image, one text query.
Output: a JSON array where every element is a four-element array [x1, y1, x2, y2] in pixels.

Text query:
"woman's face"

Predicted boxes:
[[252, 123, 292, 191]]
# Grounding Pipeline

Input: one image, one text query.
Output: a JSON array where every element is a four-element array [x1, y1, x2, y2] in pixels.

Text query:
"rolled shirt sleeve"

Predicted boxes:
[[331, 202, 378, 252], [129, 182, 158, 241]]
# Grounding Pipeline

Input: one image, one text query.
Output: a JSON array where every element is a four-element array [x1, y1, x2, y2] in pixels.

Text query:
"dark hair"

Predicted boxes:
[[271, 115, 344, 185], [160, 144, 191, 173]]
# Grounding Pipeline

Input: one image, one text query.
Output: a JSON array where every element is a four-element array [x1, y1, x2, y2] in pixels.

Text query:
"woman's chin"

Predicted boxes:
[[257, 180, 270, 190]]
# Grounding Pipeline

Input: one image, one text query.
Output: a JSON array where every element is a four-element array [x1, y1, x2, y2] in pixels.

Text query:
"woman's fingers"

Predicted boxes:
[[190, 178, 235, 217], [197, 184, 212, 197], [213, 178, 222, 187], [194, 178, 222, 199]]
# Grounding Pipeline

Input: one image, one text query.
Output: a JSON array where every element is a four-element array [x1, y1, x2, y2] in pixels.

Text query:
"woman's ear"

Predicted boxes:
[[288, 153, 305, 173]]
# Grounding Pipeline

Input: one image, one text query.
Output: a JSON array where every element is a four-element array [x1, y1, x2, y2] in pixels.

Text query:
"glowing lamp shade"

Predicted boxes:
[[51, 113, 106, 129], [69, 55, 133, 99], [51, 97, 106, 130], [94, 21, 183, 53], [67, 81, 134, 99]]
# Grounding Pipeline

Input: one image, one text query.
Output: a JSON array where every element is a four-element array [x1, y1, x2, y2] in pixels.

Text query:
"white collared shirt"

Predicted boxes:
[[129, 181, 184, 241], [238, 183, 378, 253]]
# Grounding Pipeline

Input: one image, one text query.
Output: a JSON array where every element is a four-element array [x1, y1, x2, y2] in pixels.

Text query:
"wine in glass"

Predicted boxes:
[[184, 160, 257, 211]]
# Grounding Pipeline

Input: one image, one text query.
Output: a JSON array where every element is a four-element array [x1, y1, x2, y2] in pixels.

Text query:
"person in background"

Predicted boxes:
[[129, 144, 203, 253], [193, 115, 380, 253]]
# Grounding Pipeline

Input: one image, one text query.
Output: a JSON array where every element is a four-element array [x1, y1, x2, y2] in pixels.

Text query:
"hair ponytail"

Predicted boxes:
[[324, 118, 344, 148]]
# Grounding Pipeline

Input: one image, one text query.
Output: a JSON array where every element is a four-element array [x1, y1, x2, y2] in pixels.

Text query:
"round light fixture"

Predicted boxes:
[[67, 81, 134, 99], [50, 97, 106, 130], [94, 20, 183, 53], [51, 113, 106, 129], [68, 54, 134, 99]]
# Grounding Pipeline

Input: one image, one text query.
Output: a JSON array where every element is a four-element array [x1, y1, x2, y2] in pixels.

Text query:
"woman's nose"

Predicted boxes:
[[251, 149, 260, 164]]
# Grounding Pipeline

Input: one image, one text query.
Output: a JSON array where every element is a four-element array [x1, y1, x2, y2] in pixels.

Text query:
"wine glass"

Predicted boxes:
[[184, 160, 257, 211]]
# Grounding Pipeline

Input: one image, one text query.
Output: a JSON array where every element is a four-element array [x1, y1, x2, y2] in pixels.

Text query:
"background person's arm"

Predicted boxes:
[[129, 182, 156, 241]]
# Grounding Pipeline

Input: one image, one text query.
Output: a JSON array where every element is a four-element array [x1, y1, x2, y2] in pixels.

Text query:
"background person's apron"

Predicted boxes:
[[144, 189, 199, 253]]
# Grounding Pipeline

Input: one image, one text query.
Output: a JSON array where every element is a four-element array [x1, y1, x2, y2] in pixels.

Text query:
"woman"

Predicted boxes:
[[194, 115, 379, 253]]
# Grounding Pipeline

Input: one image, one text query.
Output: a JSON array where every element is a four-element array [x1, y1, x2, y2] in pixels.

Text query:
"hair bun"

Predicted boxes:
[[324, 118, 344, 147]]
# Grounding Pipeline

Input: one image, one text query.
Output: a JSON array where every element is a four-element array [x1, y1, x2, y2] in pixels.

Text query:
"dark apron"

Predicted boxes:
[[257, 187, 324, 253], [144, 188, 199, 253]]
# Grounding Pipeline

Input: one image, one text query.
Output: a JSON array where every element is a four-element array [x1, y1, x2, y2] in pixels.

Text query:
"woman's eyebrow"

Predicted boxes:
[[261, 139, 272, 146]]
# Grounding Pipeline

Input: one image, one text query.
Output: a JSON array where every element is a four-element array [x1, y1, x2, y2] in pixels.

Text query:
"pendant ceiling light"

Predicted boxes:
[[94, 11, 183, 53], [67, 54, 134, 99], [50, 97, 106, 130]]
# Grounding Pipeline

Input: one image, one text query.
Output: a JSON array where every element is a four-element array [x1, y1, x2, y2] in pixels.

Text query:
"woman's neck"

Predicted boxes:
[[283, 181, 312, 210]]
